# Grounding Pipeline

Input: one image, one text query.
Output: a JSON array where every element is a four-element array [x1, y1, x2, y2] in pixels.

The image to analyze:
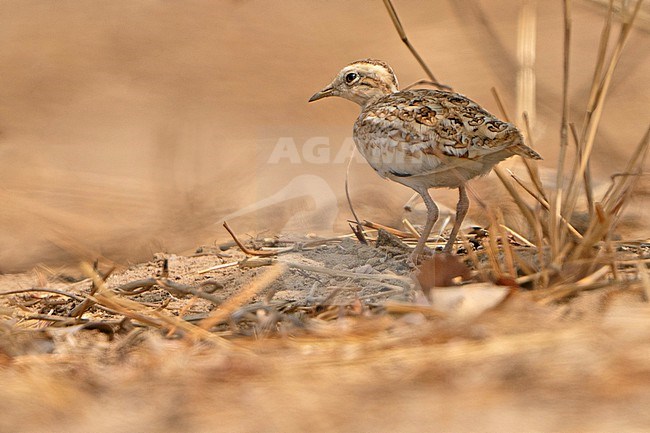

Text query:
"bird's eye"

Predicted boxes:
[[344, 72, 358, 84]]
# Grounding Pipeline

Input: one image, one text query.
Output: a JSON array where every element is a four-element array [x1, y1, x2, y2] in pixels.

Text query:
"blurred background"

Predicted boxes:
[[0, 0, 648, 271]]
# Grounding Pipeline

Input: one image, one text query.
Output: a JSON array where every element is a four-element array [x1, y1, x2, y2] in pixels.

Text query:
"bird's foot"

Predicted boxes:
[[441, 243, 455, 254], [442, 239, 460, 254], [410, 241, 463, 267], [408, 245, 435, 267]]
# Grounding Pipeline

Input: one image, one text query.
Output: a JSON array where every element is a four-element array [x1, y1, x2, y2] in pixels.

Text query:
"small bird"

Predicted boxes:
[[309, 59, 541, 262]]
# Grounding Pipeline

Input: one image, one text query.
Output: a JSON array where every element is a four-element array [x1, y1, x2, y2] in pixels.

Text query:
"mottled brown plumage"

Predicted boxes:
[[309, 59, 541, 262]]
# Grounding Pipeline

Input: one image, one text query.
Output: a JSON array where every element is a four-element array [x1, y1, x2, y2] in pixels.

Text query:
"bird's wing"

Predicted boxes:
[[353, 90, 533, 178]]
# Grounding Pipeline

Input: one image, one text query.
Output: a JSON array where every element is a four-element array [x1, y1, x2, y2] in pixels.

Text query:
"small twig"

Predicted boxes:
[[349, 223, 368, 245], [223, 221, 277, 257], [0, 287, 121, 316], [0, 287, 86, 301], [536, 266, 611, 304], [403, 192, 420, 212], [515, 269, 555, 285], [345, 146, 368, 245], [115, 277, 224, 305], [239, 257, 276, 268], [25, 314, 85, 324], [160, 280, 224, 304], [353, 220, 414, 238], [115, 278, 158, 295], [490, 87, 512, 123], [198, 261, 239, 274], [507, 169, 583, 240], [345, 144, 368, 244], [402, 218, 421, 238], [493, 166, 545, 243], [69, 265, 115, 318], [499, 224, 536, 248]]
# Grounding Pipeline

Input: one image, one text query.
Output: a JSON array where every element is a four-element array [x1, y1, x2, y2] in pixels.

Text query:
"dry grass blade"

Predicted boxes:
[[569, 203, 613, 261], [402, 218, 421, 238], [345, 145, 368, 244], [507, 169, 583, 240], [381, 0, 451, 90], [509, 248, 538, 279], [500, 224, 536, 248], [535, 266, 610, 305], [490, 87, 546, 281], [489, 88, 545, 244], [587, 0, 615, 110], [570, 126, 649, 261], [495, 209, 516, 278], [69, 264, 114, 318], [516, 0, 537, 127], [198, 261, 239, 274], [403, 79, 446, 90], [550, 0, 573, 258], [638, 261, 650, 302], [600, 125, 649, 212], [563, 0, 644, 229], [354, 220, 413, 238], [570, 122, 595, 215], [522, 112, 547, 201], [493, 166, 545, 243], [483, 217, 504, 281], [490, 87, 512, 123]]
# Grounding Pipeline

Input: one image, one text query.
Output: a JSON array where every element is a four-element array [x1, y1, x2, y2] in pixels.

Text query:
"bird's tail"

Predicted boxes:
[[512, 144, 543, 160], [506, 129, 543, 160]]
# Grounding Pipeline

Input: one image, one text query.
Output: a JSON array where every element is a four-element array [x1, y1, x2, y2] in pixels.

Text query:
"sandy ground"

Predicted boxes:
[[1, 236, 649, 432]]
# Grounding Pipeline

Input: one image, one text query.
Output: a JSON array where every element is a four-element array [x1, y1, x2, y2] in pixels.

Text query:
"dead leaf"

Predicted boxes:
[[414, 254, 471, 290]]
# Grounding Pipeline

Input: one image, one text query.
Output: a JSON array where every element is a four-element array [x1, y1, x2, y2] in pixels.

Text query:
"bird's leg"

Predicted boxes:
[[410, 188, 439, 263], [443, 184, 469, 253]]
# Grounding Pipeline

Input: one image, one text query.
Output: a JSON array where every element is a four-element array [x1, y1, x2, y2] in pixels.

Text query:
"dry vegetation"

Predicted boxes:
[[1, 1, 649, 432]]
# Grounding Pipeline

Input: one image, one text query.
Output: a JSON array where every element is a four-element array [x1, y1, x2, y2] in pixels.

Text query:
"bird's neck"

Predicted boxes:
[[354, 91, 392, 109]]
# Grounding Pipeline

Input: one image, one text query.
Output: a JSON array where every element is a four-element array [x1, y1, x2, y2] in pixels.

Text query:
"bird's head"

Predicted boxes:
[[308, 59, 399, 107]]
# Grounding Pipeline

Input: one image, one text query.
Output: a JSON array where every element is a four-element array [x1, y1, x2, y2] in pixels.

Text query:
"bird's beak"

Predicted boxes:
[[308, 85, 336, 102]]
